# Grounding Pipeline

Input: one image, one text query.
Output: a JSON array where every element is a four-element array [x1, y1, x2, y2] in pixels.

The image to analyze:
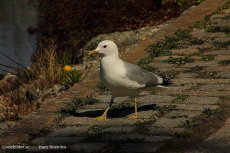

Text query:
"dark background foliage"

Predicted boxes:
[[32, 0, 201, 63]]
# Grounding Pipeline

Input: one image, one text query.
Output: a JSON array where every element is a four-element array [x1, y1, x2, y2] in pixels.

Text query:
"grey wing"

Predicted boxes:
[[124, 62, 163, 88]]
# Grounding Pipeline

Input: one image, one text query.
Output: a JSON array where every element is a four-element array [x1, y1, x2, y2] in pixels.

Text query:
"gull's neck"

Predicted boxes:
[[101, 52, 120, 61], [100, 54, 123, 71]]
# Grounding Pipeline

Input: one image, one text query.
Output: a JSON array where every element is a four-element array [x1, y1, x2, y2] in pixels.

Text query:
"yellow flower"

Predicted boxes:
[[64, 65, 71, 71], [141, 37, 147, 41]]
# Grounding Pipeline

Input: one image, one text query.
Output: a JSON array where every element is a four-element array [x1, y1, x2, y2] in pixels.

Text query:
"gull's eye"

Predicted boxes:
[[103, 45, 107, 48]]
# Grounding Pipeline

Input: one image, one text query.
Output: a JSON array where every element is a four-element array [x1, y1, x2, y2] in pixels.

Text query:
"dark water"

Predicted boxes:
[[0, 0, 37, 74]]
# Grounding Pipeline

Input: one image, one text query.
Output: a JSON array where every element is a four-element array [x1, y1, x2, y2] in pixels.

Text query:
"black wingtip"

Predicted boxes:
[[162, 77, 171, 85]]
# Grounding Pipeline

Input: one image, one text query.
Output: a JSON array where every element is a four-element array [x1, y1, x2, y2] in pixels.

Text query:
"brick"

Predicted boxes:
[[153, 118, 189, 128], [183, 61, 219, 68], [171, 48, 199, 55], [204, 50, 230, 55], [48, 126, 89, 137], [99, 134, 172, 142], [121, 142, 164, 153], [215, 55, 230, 60], [149, 128, 185, 136], [101, 126, 135, 133], [190, 29, 226, 38], [71, 143, 107, 152], [215, 71, 230, 79], [137, 95, 175, 105], [184, 96, 220, 105], [164, 110, 201, 118], [175, 104, 219, 111], [199, 84, 230, 91]]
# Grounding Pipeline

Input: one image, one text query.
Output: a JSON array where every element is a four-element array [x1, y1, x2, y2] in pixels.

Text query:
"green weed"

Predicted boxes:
[[201, 54, 216, 61], [189, 15, 211, 29], [63, 68, 85, 87], [181, 119, 196, 128], [60, 96, 101, 115], [139, 29, 192, 67], [58, 122, 69, 128], [87, 125, 104, 133], [213, 40, 230, 48], [222, 15, 230, 20], [197, 47, 213, 53], [202, 108, 218, 116], [82, 125, 111, 143], [173, 131, 191, 139], [93, 83, 109, 94], [174, 29, 191, 39], [188, 48, 216, 60], [189, 38, 206, 45], [29, 127, 53, 140], [187, 83, 205, 91], [156, 105, 177, 115], [162, 101, 230, 152], [157, 70, 179, 79], [163, 56, 195, 65], [195, 71, 217, 79], [207, 25, 230, 34], [145, 40, 173, 58], [137, 56, 157, 71], [184, 66, 205, 74], [187, 52, 202, 57], [171, 95, 189, 104], [134, 120, 156, 134], [146, 29, 191, 58], [218, 59, 230, 66], [216, 1, 230, 13]]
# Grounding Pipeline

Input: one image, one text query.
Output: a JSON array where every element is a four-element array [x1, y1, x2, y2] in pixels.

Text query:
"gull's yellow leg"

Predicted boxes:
[[94, 106, 110, 121], [129, 97, 138, 118], [94, 96, 114, 121]]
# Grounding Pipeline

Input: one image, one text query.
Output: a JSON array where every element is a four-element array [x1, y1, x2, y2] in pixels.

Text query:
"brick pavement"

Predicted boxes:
[[0, 0, 230, 153]]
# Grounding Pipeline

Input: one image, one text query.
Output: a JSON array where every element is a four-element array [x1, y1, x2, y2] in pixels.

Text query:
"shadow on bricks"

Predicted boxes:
[[74, 104, 157, 118]]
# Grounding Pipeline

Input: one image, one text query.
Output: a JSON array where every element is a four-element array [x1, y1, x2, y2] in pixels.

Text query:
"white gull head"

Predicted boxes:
[[94, 40, 118, 57]]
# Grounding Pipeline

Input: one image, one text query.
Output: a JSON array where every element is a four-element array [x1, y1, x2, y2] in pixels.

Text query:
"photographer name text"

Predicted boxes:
[[2, 145, 67, 150]]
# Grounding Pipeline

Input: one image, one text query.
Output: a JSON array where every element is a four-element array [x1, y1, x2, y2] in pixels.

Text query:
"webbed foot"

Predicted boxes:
[[94, 115, 107, 121], [128, 114, 138, 119]]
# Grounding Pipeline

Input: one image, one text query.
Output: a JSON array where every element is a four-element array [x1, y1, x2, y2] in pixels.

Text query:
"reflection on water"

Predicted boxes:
[[0, 0, 37, 74]]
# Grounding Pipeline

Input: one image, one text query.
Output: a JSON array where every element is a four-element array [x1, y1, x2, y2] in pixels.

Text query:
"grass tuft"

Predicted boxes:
[[213, 40, 230, 48], [189, 15, 211, 29], [171, 95, 189, 104], [60, 96, 101, 116], [138, 29, 193, 68], [200, 54, 216, 61], [157, 70, 179, 79], [93, 83, 109, 94], [29, 44, 83, 87], [184, 65, 205, 74], [0, 43, 85, 121], [137, 56, 157, 71], [156, 105, 177, 116], [163, 56, 195, 65], [218, 59, 230, 66]]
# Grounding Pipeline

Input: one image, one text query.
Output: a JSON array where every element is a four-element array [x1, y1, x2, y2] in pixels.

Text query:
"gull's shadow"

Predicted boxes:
[[73, 104, 157, 118]]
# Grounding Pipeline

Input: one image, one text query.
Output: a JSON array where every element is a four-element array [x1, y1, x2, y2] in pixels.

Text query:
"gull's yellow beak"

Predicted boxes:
[[88, 50, 99, 55]]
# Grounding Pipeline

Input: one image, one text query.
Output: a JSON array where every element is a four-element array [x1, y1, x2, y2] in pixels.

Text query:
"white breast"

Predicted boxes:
[[99, 56, 144, 96]]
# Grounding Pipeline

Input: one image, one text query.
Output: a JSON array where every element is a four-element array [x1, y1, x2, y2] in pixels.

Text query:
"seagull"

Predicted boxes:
[[89, 40, 171, 121]]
